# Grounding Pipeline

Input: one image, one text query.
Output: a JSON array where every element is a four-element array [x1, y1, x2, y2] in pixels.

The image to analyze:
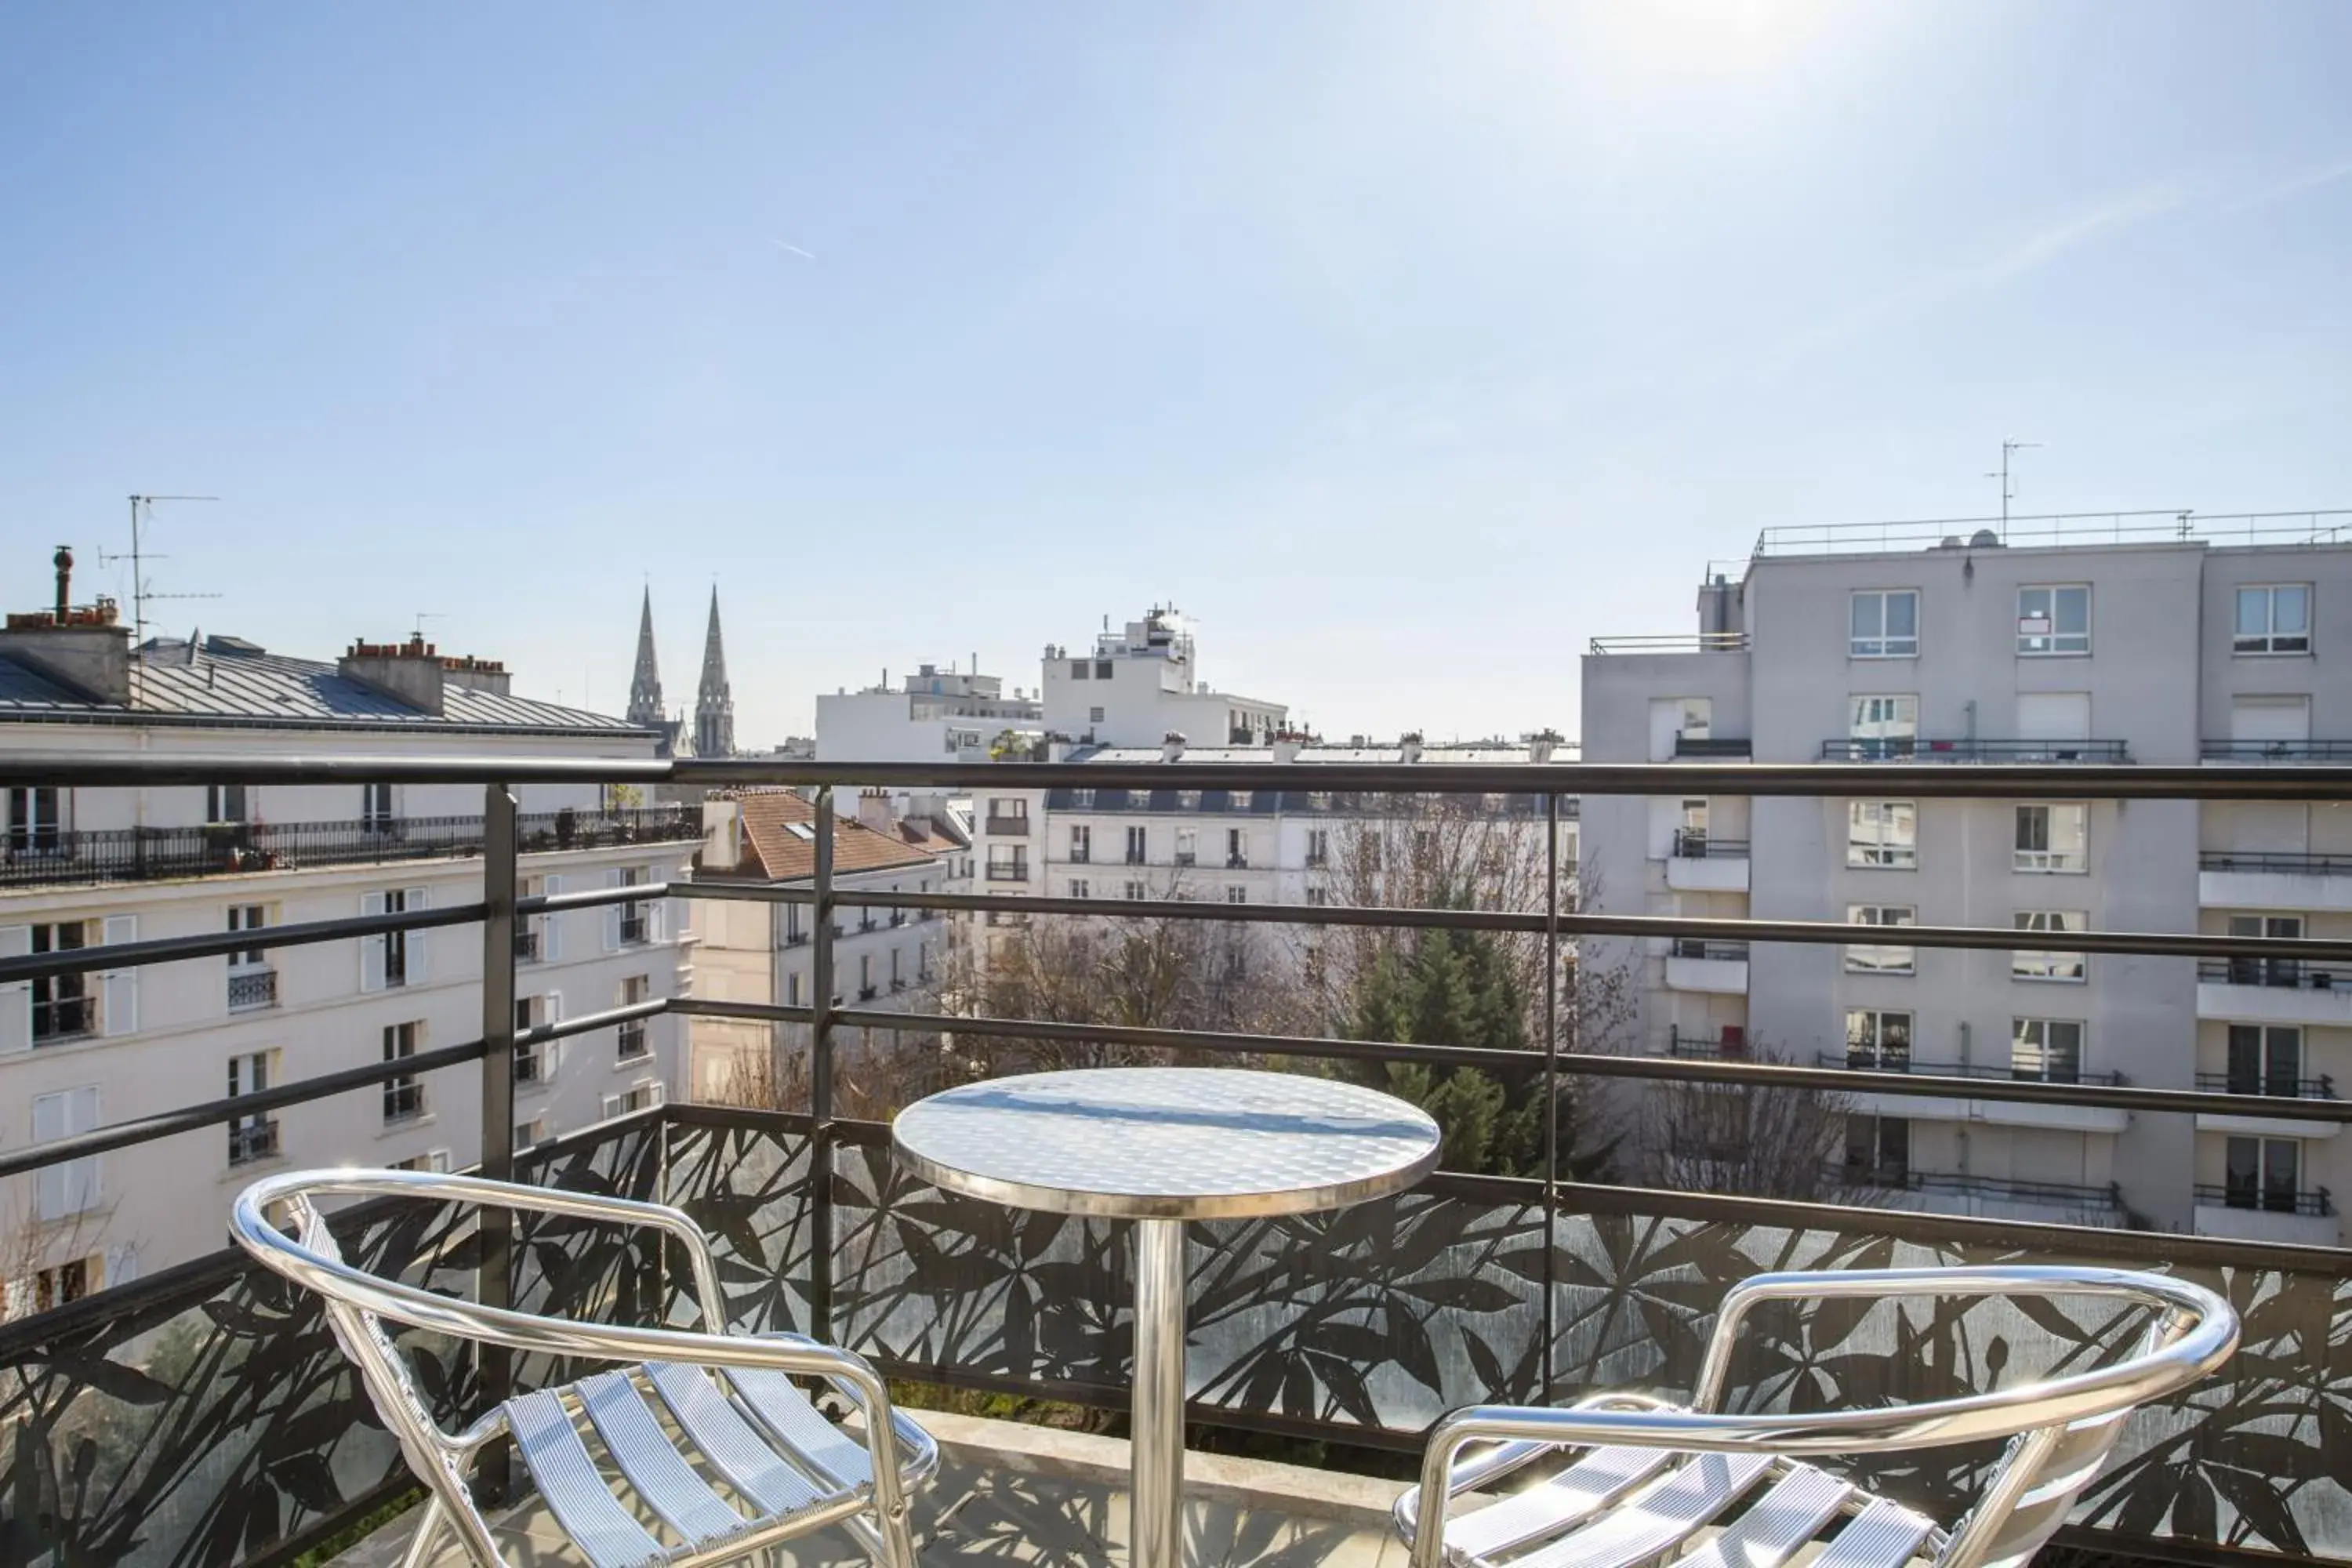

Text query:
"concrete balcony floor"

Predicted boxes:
[[335, 1410, 1409, 1568]]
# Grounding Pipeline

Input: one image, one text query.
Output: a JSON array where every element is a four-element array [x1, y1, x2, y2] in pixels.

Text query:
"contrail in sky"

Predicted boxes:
[[770, 239, 815, 260]]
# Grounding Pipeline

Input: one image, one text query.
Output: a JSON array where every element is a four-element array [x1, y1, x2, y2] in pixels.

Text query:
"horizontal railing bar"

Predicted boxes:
[[672, 880, 2352, 961], [0, 900, 488, 985], [0, 1036, 492, 1179], [8, 752, 2352, 800]]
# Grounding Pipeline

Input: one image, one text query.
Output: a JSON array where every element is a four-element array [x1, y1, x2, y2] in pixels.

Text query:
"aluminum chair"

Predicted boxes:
[[231, 1169, 938, 1568], [1397, 1265, 2236, 1568]]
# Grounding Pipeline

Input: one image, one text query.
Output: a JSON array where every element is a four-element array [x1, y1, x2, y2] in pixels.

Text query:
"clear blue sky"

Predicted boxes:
[[4, 2, 2350, 746]]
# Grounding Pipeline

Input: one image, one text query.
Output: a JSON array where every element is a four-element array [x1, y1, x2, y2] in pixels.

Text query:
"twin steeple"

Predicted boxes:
[[628, 586, 735, 757]]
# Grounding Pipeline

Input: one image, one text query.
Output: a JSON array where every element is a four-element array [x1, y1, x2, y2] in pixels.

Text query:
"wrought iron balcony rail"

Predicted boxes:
[[1820, 737, 2132, 763], [5, 753, 2352, 1568], [2201, 740, 2352, 762], [2200, 849, 2352, 876], [2194, 1070, 2338, 1099], [1670, 829, 1748, 858], [1668, 938, 1751, 961], [2194, 1181, 2336, 1218], [0, 804, 698, 890], [1815, 1050, 2128, 1087], [225, 966, 278, 1011], [2198, 957, 2352, 990], [1671, 735, 1751, 757], [1663, 1028, 1751, 1058]]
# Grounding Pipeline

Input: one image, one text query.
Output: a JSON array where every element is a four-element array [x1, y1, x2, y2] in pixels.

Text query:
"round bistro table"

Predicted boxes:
[[891, 1067, 1442, 1568]]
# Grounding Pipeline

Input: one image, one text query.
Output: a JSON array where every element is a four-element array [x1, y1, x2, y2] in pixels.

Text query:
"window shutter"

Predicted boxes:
[[360, 891, 387, 992], [544, 991, 564, 1074], [543, 875, 564, 960], [648, 889, 666, 945], [604, 869, 624, 953], [601, 1093, 622, 1120], [100, 915, 139, 1036], [0, 925, 30, 1056], [405, 888, 430, 984]]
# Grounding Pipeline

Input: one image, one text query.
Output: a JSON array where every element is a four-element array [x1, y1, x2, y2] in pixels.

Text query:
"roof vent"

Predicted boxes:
[[1969, 528, 2002, 548]]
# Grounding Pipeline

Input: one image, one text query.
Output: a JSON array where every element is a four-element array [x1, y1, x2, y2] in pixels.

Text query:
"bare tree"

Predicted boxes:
[[1635, 1042, 1888, 1204]]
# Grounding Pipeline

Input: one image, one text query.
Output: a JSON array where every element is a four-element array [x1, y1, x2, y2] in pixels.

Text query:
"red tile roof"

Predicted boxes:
[[720, 789, 935, 881]]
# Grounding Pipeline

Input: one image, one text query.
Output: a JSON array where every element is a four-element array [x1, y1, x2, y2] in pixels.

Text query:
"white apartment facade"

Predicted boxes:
[[1040, 608, 1287, 748], [686, 789, 953, 1102], [1581, 513, 2352, 1243], [815, 662, 1044, 765], [0, 604, 691, 1309]]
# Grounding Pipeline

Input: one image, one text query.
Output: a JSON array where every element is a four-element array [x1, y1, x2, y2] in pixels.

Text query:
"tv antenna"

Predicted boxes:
[[412, 611, 448, 641], [1983, 439, 2041, 542], [112, 495, 222, 648]]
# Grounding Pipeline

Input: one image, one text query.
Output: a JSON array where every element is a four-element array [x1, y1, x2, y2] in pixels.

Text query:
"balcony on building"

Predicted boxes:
[[1672, 734, 1751, 758], [2194, 1181, 2339, 1247], [1830, 1163, 2129, 1226], [1664, 938, 1748, 993], [1660, 1023, 1752, 1059], [2197, 957, 2352, 1027], [2201, 739, 2352, 764], [1664, 828, 1750, 892], [1817, 1048, 2132, 1134], [1820, 737, 2131, 764], [2193, 1068, 2344, 1141], [225, 966, 278, 1013], [2199, 848, 2352, 912]]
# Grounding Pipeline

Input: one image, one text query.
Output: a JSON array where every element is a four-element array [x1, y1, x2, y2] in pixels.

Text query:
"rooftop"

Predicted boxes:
[[1742, 506, 2352, 563]]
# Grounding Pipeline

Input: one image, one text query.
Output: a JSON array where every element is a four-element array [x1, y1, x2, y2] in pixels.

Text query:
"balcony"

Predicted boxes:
[[1226, 852, 1249, 869], [7, 750, 2352, 1568], [1672, 735, 1751, 758], [2194, 1183, 2341, 1247], [2201, 739, 2352, 764], [2200, 849, 2352, 912], [2197, 958, 2352, 1027], [225, 966, 278, 1012], [225, 1117, 279, 1166], [1586, 632, 1748, 654], [983, 814, 1032, 837], [2193, 1070, 2343, 1140], [1664, 938, 1748, 993], [1816, 1051, 2130, 1133], [1661, 1025, 1751, 1058], [0, 805, 699, 891], [514, 925, 542, 964], [1820, 737, 2131, 763], [1665, 829, 1749, 892], [985, 861, 1030, 883]]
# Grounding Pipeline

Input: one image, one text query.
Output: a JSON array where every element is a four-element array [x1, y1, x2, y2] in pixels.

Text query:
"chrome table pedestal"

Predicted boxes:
[[893, 1067, 1441, 1568]]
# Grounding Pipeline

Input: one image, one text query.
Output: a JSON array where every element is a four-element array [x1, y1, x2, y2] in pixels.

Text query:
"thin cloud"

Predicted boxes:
[[770, 239, 816, 261], [2219, 153, 2352, 214]]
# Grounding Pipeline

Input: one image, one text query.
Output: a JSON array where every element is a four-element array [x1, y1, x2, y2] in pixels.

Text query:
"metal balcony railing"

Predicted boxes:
[[1830, 1163, 2128, 1211], [1816, 1050, 2126, 1087], [2200, 849, 2352, 876], [984, 862, 1029, 882], [225, 1118, 279, 1166], [1670, 829, 1748, 858], [1672, 735, 1751, 757], [1664, 1028, 1751, 1059], [2195, 1070, 2339, 1098], [1669, 938, 1750, 961], [1821, 737, 2131, 763], [2201, 740, 2352, 763], [5, 752, 2352, 1568], [1587, 632, 1749, 655], [514, 925, 542, 963], [2194, 1182, 2336, 1218], [1754, 507, 2352, 556], [2198, 957, 2352, 990], [982, 815, 1031, 836], [225, 967, 277, 1012], [0, 805, 699, 890]]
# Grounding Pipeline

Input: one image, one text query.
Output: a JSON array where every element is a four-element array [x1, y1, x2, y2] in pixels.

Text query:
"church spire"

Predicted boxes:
[[626, 586, 665, 728], [694, 586, 735, 758]]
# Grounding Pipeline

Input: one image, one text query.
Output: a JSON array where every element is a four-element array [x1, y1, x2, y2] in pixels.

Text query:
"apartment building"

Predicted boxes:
[[687, 789, 956, 1101], [1040, 606, 1287, 747], [815, 661, 1044, 764], [0, 577, 693, 1307], [1581, 511, 2352, 1243]]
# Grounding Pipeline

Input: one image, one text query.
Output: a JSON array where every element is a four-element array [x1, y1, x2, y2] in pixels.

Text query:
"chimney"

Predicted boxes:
[[699, 797, 746, 871], [439, 653, 511, 698], [1526, 728, 1562, 766], [1045, 731, 1075, 764], [1399, 731, 1425, 766], [1162, 730, 1186, 764], [857, 788, 895, 835], [1, 549, 133, 703], [339, 635, 447, 714]]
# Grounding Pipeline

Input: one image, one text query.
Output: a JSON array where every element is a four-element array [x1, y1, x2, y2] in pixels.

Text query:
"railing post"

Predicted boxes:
[[477, 782, 518, 1501], [810, 786, 836, 1342], [1541, 790, 1559, 1404]]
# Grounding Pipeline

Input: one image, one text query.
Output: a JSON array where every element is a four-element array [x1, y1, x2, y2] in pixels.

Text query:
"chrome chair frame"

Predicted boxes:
[[1398, 1265, 2238, 1568], [230, 1169, 938, 1568]]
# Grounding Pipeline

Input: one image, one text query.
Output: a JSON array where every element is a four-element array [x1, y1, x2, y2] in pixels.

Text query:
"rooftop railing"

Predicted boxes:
[[2, 753, 2352, 1566], [1585, 632, 1748, 655], [1751, 507, 2352, 557]]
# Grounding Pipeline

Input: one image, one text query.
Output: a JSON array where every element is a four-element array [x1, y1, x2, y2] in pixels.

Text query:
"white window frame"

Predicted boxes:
[[2014, 804, 2089, 873], [6, 786, 67, 855], [1849, 695, 1918, 758], [1843, 906, 1917, 974], [1843, 1009, 1913, 1067], [1846, 800, 1918, 869], [1849, 589, 1919, 658], [2011, 1017, 2085, 1082], [1225, 886, 1247, 904], [32, 1085, 102, 1220], [2234, 584, 2312, 656], [2016, 584, 2090, 656], [2012, 911, 2088, 982]]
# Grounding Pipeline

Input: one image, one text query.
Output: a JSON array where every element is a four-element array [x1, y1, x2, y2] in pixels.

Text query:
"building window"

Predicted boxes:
[[1844, 1009, 1912, 1069], [985, 844, 1029, 881], [1069, 879, 1090, 900], [1124, 880, 1149, 902], [1088, 706, 1106, 724], [1847, 801, 1918, 869], [390, 1149, 452, 1174], [1844, 906, 1916, 974], [6, 786, 64, 855], [890, 946, 904, 991], [2234, 585, 2312, 655], [30, 1256, 99, 1312], [1305, 829, 1330, 866], [514, 995, 549, 1083], [31, 1086, 101, 1220], [2224, 913, 2304, 985], [1227, 828, 1247, 867], [362, 782, 396, 830], [619, 976, 650, 1058], [2227, 1025, 2303, 1095], [1306, 887, 1329, 907], [205, 783, 249, 825], [226, 903, 274, 1013], [1849, 695, 1918, 759], [615, 867, 650, 946], [1225, 886, 1247, 904], [2012, 911, 2087, 981], [786, 972, 802, 1008], [988, 797, 1029, 825], [2223, 1135, 2303, 1212], [1125, 826, 1147, 865], [383, 1022, 423, 1123], [2014, 804, 2087, 873], [1174, 829, 1197, 866], [1176, 790, 1202, 811], [1069, 659, 1090, 680], [30, 922, 97, 1042], [1070, 788, 1096, 808], [1232, 790, 1254, 810], [1844, 1114, 1910, 1182], [1070, 824, 1091, 862], [2017, 585, 2090, 655], [227, 1050, 280, 1165], [363, 887, 427, 990], [2011, 1018, 2084, 1083], [857, 953, 875, 1000], [516, 1116, 549, 1149], [1094, 659, 1113, 681], [1849, 590, 1918, 658]]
